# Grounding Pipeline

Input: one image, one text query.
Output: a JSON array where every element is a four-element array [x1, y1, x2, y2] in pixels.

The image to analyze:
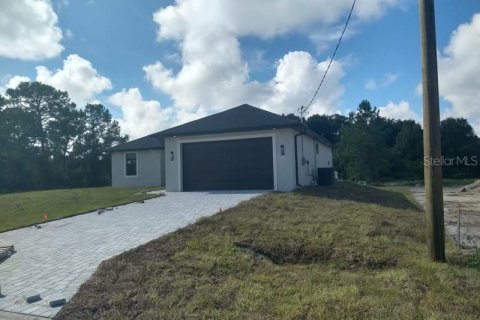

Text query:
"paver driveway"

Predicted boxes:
[[0, 191, 263, 318]]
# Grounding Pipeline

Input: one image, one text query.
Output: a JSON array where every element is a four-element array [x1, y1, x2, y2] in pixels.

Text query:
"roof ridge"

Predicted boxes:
[[238, 104, 299, 123], [151, 103, 298, 137], [110, 104, 332, 152]]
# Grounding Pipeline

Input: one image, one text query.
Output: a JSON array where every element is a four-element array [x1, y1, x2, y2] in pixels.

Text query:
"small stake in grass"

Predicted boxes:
[[457, 205, 462, 250]]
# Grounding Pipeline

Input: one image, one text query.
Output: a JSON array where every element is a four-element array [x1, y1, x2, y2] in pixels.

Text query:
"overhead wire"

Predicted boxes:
[[303, 0, 357, 113]]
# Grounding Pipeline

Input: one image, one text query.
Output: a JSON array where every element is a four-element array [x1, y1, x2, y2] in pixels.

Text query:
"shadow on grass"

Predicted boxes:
[[297, 182, 420, 211]]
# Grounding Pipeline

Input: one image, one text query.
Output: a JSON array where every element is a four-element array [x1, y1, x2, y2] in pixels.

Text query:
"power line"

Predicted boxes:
[[303, 0, 357, 113]]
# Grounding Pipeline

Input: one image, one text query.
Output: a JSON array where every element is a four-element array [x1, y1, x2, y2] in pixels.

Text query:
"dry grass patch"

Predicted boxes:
[[55, 183, 480, 320]]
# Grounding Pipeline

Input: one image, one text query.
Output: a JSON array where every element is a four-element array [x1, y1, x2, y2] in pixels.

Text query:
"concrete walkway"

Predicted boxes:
[[0, 191, 263, 318]]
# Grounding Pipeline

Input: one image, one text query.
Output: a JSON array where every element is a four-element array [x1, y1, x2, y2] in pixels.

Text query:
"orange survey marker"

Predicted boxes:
[[42, 213, 49, 221]]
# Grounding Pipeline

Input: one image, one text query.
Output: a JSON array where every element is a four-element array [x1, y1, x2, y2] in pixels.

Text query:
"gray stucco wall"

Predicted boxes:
[[274, 129, 297, 191], [111, 149, 165, 187], [316, 141, 333, 168], [164, 129, 332, 192], [165, 137, 178, 191], [295, 134, 333, 186], [165, 130, 287, 192]]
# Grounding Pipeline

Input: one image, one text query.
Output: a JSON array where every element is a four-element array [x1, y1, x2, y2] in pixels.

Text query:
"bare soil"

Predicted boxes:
[[411, 182, 480, 250]]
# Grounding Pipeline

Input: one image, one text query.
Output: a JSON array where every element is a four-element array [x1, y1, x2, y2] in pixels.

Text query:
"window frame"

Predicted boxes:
[[125, 152, 138, 177]]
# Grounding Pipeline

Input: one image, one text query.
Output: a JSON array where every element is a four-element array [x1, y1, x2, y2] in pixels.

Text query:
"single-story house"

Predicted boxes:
[[110, 104, 333, 192]]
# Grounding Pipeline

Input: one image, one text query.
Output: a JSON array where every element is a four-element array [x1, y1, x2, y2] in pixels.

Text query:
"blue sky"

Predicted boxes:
[[1, 0, 479, 138]]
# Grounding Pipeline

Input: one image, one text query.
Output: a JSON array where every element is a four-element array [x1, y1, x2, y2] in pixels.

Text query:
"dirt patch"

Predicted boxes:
[[233, 240, 334, 265], [459, 180, 480, 192], [411, 183, 480, 250], [233, 240, 398, 270]]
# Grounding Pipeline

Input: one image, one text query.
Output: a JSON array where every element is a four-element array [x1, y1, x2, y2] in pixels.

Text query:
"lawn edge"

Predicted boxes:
[[0, 194, 160, 234]]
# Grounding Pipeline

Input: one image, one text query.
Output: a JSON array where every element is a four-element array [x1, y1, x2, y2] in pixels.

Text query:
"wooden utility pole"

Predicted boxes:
[[419, 0, 445, 262]]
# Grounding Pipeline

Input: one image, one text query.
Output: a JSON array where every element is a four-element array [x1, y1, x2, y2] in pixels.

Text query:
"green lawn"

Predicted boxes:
[[55, 183, 480, 320], [0, 187, 161, 232]]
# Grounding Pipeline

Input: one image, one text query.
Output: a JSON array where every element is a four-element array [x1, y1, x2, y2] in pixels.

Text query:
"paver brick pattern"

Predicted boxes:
[[0, 191, 263, 318]]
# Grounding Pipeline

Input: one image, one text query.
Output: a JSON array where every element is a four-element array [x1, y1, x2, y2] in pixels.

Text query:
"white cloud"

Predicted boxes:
[[0, 75, 32, 94], [144, 0, 402, 125], [36, 54, 112, 106], [436, 13, 480, 133], [0, 0, 63, 60], [415, 83, 422, 96], [244, 49, 271, 72], [379, 100, 420, 122], [261, 51, 345, 116], [108, 88, 174, 139], [143, 27, 250, 116], [145, 51, 345, 124], [365, 72, 401, 90], [473, 119, 480, 136], [416, 14, 480, 134], [5, 75, 32, 89], [309, 21, 359, 53], [153, 0, 401, 41]]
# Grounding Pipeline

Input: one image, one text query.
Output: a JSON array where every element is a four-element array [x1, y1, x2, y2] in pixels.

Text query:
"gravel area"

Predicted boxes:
[[411, 186, 480, 250]]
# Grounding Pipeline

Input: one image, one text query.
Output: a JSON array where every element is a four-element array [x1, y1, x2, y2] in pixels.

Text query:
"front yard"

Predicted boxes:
[[0, 187, 160, 232], [55, 183, 480, 319]]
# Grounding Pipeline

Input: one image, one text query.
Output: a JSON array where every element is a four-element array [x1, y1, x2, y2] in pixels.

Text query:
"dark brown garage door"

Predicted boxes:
[[182, 137, 274, 191]]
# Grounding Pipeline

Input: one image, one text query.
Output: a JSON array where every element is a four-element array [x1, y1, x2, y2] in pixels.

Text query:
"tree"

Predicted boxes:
[[5, 82, 80, 188], [0, 94, 5, 109], [392, 120, 423, 179], [48, 106, 85, 186], [304, 100, 479, 182], [283, 113, 301, 123], [6, 82, 75, 156], [441, 118, 480, 178], [0, 98, 38, 191], [306, 114, 347, 143], [335, 100, 387, 181], [0, 82, 128, 192], [72, 104, 127, 187]]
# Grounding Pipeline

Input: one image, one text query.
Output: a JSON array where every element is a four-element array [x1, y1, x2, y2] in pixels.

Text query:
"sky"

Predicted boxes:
[[0, 0, 479, 139]]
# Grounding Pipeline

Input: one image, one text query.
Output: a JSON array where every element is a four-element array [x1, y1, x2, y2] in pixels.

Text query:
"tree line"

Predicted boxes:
[[289, 100, 480, 182], [1, 82, 478, 193], [0, 82, 127, 193]]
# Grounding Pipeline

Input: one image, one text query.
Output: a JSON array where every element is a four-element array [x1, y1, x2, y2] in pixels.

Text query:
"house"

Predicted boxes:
[[110, 134, 166, 187], [110, 104, 333, 192]]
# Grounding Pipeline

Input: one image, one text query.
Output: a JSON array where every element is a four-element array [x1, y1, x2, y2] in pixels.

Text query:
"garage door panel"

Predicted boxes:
[[182, 137, 274, 191]]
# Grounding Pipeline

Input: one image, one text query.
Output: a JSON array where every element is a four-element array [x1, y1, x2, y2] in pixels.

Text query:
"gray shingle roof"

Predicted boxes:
[[110, 104, 331, 152], [109, 135, 164, 152], [153, 104, 300, 137]]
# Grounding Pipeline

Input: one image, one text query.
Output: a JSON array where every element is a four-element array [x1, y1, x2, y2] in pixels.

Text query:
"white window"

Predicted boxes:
[[125, 153, 137, 176]]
